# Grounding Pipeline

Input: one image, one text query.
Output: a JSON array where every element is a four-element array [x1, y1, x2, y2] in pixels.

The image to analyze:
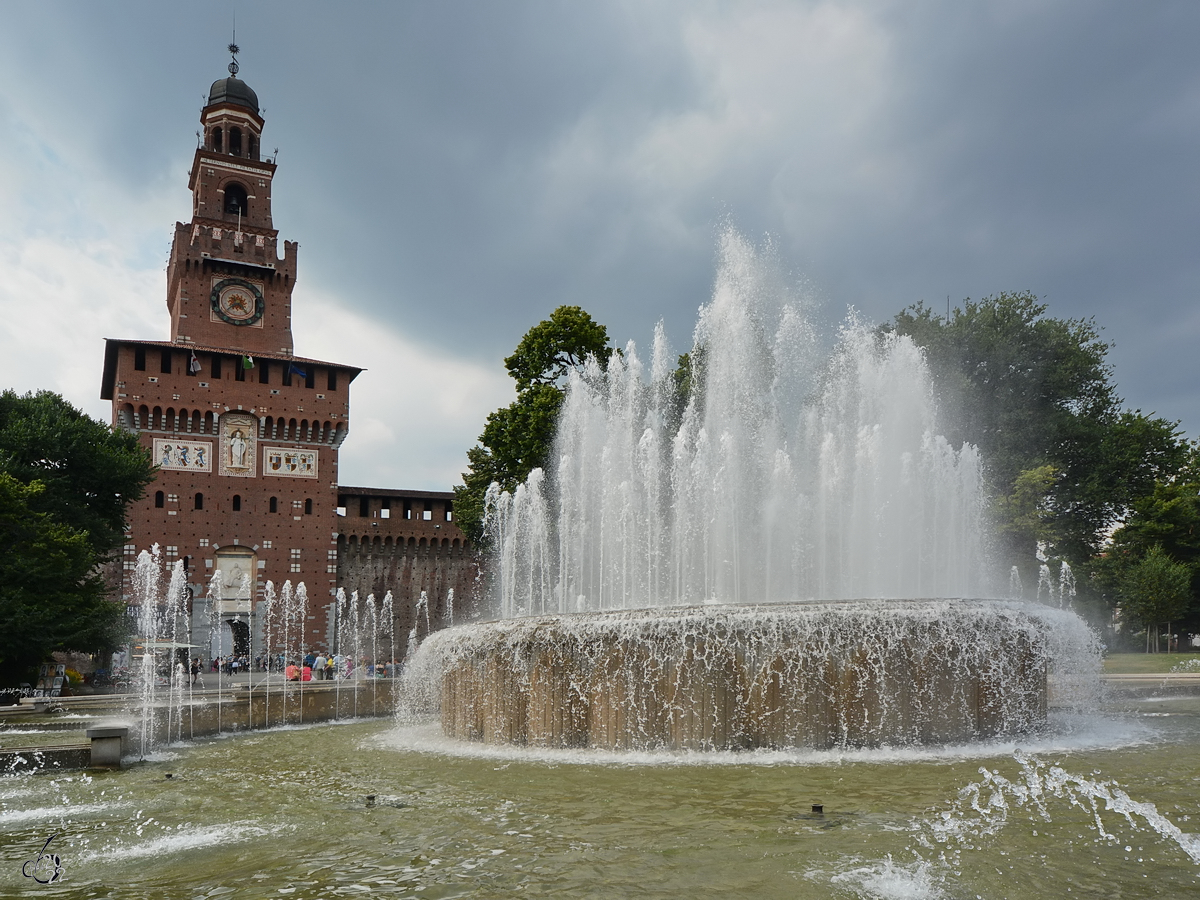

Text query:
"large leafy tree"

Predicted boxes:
[[888, 293, 1186, 564], [455, 307, 613, 545], [0, 391, 155, 683], [0, 390, 155, 557], [0, 476, 125, 683]]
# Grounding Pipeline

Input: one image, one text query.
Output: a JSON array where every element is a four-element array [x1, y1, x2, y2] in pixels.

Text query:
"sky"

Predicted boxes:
[[1, 1, 1198, 490]]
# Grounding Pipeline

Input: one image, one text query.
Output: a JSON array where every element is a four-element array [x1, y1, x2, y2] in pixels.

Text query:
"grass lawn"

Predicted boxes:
[[1102, 652, 1200, 674]]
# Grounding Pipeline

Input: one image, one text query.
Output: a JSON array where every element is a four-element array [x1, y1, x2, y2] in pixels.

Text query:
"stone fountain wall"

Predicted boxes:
[[414, 601, 1098, 751], [125, 680, 400, 752]]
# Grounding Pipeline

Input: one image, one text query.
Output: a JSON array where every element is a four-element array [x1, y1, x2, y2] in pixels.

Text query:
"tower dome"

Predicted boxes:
[[207, 76, 260, 114]]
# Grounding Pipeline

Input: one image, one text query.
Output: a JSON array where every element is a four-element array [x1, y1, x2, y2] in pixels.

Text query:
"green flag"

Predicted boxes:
[[243, 355, 254, 369]]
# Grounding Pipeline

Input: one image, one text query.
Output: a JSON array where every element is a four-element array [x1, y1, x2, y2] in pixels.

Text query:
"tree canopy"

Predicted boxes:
[[0, 390, 156, 558], [0, 391, 155, 683], [455, 307, 613, 545], [503, 306, 614, 393]]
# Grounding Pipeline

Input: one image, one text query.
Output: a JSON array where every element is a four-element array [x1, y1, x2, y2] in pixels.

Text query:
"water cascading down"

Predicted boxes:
[[410, 231, 1099, 750]]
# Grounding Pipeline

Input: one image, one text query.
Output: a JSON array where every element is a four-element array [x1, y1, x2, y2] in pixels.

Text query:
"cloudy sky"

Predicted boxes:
[[1, 2, 1197, 489]]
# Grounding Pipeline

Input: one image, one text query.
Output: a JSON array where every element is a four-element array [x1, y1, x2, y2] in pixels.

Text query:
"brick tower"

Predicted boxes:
[[101, 49, 362, 657]]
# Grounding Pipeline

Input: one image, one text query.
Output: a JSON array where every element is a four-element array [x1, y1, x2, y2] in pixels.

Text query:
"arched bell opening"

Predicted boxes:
[[224, 182, 249, 217]]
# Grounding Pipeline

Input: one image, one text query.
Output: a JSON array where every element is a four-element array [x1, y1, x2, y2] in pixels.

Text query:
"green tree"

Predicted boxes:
[[0, 390, 156, 558], [0, 391, 152, 683], [504, 306, 613, 393], [454, 385, 565, 542], [0, 475, 125, 683], [888, 293, 1186, 563], [455, 307, 613, 545], [1051, 410, 1186, 562], [1108, 475, 1200, 572], [1117, 546, 1192, 652], [1090, 460, 1200, 634]]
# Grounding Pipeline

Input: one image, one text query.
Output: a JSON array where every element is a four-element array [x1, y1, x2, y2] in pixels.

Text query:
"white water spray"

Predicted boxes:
[[487, 232, 989, 616]]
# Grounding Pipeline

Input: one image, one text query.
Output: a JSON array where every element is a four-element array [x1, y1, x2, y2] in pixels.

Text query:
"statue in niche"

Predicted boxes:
[[219, 414, 256, 476], [229, 429, 248, 469]]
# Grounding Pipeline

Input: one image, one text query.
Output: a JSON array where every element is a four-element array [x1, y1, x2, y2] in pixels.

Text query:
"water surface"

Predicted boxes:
[[2, 698, 1197, 898]]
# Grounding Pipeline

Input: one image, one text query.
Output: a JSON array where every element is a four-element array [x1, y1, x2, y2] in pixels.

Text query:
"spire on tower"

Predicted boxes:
[[228, 42, 240, 77]]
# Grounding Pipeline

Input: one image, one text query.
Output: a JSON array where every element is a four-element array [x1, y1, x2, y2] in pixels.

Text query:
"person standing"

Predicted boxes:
[[314, 652, 327, 680]]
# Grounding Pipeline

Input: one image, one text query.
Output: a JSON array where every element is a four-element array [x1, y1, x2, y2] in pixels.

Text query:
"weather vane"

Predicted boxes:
[[228, 41, 240, 77]]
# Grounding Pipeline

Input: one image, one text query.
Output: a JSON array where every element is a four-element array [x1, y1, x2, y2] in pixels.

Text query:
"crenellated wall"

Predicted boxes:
[[335, 487, 479, 656]]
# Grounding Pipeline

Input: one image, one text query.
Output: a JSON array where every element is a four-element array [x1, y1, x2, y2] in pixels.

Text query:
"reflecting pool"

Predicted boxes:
[[1, 694, 1197, 898]]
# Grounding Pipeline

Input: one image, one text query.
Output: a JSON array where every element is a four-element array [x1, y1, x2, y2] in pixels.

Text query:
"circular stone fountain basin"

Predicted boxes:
[[416, 599, 1096, 751]]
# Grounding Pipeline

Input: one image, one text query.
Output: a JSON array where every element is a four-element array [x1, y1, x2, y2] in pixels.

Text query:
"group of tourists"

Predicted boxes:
[[210, 655, 251, 676], [280, 653, 400, 682], [179, 652, 402, 685], [283, 652, 334, 682]]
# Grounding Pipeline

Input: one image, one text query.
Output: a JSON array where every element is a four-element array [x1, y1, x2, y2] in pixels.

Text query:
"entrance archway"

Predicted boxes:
[[227, 619, 250, 657]]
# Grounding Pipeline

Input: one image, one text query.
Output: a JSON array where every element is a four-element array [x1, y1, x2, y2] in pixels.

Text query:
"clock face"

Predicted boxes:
[[211, 277, 265, 326]]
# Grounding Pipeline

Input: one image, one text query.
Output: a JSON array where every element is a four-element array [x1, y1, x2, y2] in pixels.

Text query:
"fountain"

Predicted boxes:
[[408, 231, 1100, 750]]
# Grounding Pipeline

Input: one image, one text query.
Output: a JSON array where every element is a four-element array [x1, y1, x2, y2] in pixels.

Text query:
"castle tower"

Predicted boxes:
[[101, 47, 362, 658], [170, 53, 294, 354]]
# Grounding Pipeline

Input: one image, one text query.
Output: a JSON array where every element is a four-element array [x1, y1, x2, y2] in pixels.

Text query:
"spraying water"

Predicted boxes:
[[163, 560, 190, 743], [1059, 560, 1077, 609], [334, 587, 348, 714], [410, 230, 1105, 753], [382, 590, 396, 675], [366, 592, 378, 714], [205, 570, 224, 734], [1037, 564, 1055, 604], [487, 231, 989, 617], [132, 547, 162, 758], [260, 580, 276, 723], [295, 582, 309, 723], [911, 751, 1200, 874], [130, 549, 193, 755], [1009, 565, 1023, 600], [342, 590, 362, 716]]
